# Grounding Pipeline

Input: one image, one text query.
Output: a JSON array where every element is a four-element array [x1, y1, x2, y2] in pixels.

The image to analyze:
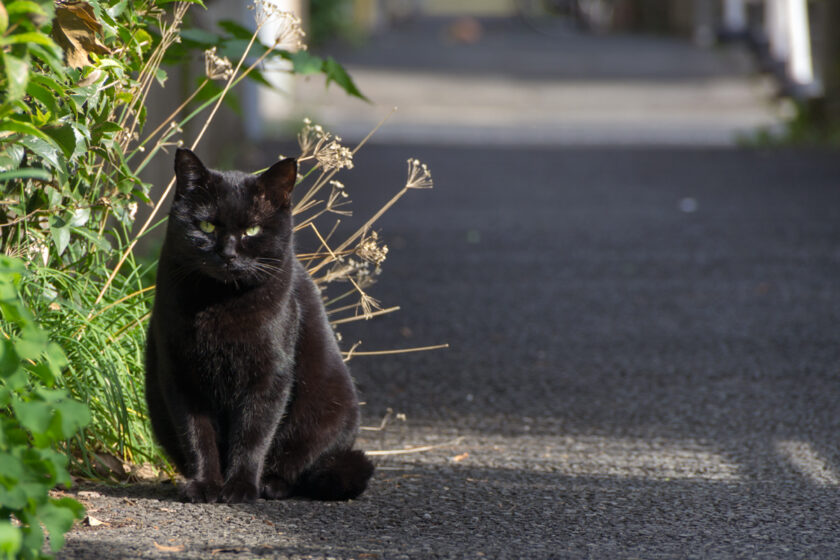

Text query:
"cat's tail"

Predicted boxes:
[[295, 449, 374, 501]]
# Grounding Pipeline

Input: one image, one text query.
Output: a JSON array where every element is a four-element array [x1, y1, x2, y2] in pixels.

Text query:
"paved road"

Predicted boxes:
[[59, 12, 840, 560], [60, 143, 840, 559]]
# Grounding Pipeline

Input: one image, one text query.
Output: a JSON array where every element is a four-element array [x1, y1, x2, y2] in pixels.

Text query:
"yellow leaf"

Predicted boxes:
[[50, 1, 111, 69], [451, 452, 469, 463], [0, 2, 8, 35]]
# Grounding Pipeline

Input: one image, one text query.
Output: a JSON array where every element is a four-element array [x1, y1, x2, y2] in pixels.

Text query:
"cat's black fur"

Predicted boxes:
[[145, 148, 373, 503]]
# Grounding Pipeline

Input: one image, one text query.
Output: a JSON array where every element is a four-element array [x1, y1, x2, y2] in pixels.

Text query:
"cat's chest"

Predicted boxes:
[[186, 294, 297, 384], [194, 299, 265, 340]]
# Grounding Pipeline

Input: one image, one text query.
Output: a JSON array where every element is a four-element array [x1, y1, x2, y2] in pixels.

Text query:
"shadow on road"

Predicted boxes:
[[66, 463, 840, 558]]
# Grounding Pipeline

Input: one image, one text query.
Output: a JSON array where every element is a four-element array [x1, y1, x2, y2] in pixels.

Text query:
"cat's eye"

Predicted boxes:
[[244, 225, 261, 237], [198, 221, 215, 234]]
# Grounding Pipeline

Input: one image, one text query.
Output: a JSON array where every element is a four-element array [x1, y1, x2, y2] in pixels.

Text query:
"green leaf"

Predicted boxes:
[[91, 120, 122, 144], [0, 339, 20, 378], [50, 215, 71, 256], [0, 485, 27, 511], [33, 447, 71, 487], [218, 38, 263, 61], [106, 0, 128, 20], [28, 42, 67, 79], [0, 386, 11, 407], [179, 28, 219, 47], [0, 118, 59, 148], [0, 31, 55, 48], [0, 296, 26, 327], [29, 73, 67, 97], [47, 184, 62, 207], [70, 226, 111, 251], [26, 363, 56, 386], [48, 398, 90, 440], [94, 121, 123, 134], [26, 80, 61, 117], [0, 168, 52, 182], [133, 27, 153, 53], [19, 518, 44, 560], [0, 522, 22, 559], [69, 207, 90, 227], [0, 143, 25, 171], [244, 67, 272, 88], [13, 481, 47, 503], [44, 342, 68, 371], [44, 124, 76, 159], [25, 341, 64, 386], [17, 136, 65, 174], [1, 53, 29, 102], [323, 57, 368, 101], [2, 259, 26, 284], [14, 325, 49, 360], [283, 49, 323, 75], [5, 1, 48, 18], [0, 452, 25, 483], [12, 400, 53, 435], [155, 66, 167, 86], [41, 498, 83, 551], [217, 19, 254, 40]]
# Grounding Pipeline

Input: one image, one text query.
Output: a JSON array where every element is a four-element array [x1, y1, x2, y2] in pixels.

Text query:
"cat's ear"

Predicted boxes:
[[256, 158, 297, 208], [174, 148, 208, 196]]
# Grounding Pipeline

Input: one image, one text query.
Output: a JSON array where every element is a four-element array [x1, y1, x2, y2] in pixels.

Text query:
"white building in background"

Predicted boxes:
[[243, 0, 305, 139]]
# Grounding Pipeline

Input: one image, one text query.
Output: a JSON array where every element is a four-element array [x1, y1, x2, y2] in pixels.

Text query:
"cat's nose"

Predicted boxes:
[[220, 236, 237, 261]]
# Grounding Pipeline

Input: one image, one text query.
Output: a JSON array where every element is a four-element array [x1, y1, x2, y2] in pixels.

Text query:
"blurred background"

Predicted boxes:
[[140, 0, 840, 175], [137, 0, 840, 438], [129, 6, 840, 553], [170, 0, 840, 153]]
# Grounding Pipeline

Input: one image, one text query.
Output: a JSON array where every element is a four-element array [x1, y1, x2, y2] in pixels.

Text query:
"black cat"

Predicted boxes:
[[145, 148, 373, 503]]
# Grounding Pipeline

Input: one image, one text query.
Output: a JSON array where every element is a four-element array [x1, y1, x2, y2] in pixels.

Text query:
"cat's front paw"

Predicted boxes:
[[220, 478, 259, 503], [182, 478, 222, 503], [261, 475, 293, 500]]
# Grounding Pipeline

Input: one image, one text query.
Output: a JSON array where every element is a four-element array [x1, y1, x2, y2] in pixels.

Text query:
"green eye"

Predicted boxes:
[[198, 221, 215, 234], [244, 225, 261, 237]]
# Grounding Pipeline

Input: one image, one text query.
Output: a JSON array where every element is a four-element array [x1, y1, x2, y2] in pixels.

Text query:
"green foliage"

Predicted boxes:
[[0, 0, 367, 495], [308, 0, 355, 46], [171, 17, 368, 101], [741, 99, 840, 147], [0, 0, 177, 478], [0, 256, 89, 559]]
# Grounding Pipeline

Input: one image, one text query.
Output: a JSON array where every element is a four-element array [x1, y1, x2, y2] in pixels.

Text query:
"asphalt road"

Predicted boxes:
[[58, 143, 840, 559]]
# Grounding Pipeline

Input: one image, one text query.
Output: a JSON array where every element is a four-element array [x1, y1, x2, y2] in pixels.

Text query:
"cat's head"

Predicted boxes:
[[168, 148, 297, 285]]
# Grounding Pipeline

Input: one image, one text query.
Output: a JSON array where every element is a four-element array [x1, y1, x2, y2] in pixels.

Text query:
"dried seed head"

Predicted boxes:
[[356, 231, 388, 266], [317, 140, 354, 171], [204, 46, 233, 80], [406, 158, 433, 190], [298, 118, 331, 159], [358, 292, 382, 319], [253, 1, 307, 51], [326, 182, 353, 216]]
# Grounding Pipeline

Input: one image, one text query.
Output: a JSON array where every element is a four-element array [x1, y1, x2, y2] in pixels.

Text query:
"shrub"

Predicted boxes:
[[0, 255, 89, 559], [0, 0, 365, 477]]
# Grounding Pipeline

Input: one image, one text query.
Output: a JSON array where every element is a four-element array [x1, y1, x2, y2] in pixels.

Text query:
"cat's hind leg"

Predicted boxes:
[[261, 448, 373, 501], [261, 410, 374, 501], [294, 448, 374, 501]]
